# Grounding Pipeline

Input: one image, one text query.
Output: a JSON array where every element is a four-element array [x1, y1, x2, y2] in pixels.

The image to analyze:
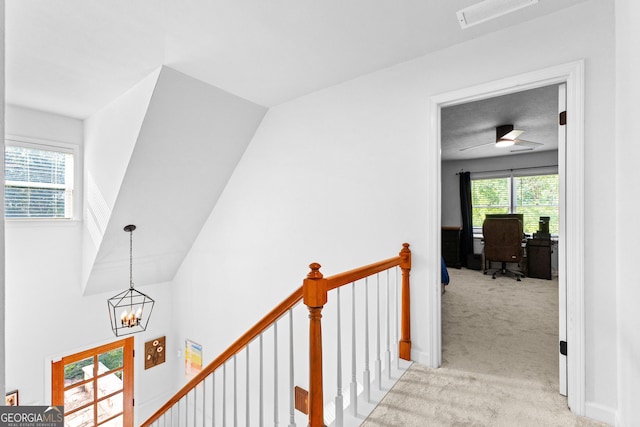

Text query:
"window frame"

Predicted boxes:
[[4, 135, 80, 221], [471, 166, 559, 235]]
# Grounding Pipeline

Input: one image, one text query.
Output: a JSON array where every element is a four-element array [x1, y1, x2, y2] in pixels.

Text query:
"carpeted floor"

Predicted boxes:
[[361, 267, 607, 426]]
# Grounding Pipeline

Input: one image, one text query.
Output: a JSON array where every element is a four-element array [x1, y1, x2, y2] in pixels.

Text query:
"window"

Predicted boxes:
[[5, 139, 75, 219], [471, 172, 559, 235]]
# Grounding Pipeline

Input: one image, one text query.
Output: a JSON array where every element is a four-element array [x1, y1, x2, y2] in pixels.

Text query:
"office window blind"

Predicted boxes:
[[514, 174, 559, 234], [471, 177, 510, 228], [471, 173, 559, 234], [5, 144, 74, 219]]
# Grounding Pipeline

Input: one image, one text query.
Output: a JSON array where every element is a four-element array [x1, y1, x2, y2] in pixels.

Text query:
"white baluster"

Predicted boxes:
[[193, 384, 197, 426], [246, 345, 251, 427], [212, 372, 216, 427], [234, 355, 238, 427], [223, 362, 227, 427], [350, 282, 358, 416], [386, 268, 391, 380], [375, 273, 382, 391], [289, 310, 296, 427], [202, 375, 206, 427], [363, 277, 370, 402], [185, 391, 189, 426], [335, 287, 344, 427], [259, 334, 264, 427], [395, 266, 400, 370], [274, 322, 279, 427]]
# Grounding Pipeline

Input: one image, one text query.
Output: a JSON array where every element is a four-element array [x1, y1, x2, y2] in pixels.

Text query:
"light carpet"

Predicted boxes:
[[362, 267, 607, 426]]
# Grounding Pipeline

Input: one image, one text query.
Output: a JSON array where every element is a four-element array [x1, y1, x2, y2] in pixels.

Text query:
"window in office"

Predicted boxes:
[[5, 142, 74, 219], [513, 174, 559, 234], [471, 177, 510, 227], [471, 173, 559, 235]]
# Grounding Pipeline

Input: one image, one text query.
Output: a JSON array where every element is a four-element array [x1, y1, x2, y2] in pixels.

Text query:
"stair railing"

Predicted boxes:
[[141, 243, 411, 427]]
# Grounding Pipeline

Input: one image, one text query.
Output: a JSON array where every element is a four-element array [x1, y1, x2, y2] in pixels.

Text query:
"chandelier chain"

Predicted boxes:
[[129, 227, 134, 289]]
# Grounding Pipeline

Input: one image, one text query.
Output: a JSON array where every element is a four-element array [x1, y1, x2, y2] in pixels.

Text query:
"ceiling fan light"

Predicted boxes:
[[496, 138, 515, 148], [502, 129, 524, 140]]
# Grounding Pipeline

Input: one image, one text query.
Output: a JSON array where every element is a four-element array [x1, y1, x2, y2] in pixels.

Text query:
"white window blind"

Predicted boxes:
[[471, 177, 510, 227], [5, 143, 74, 219], [471, 172, 559, 234], [513, 174, 559, 234]]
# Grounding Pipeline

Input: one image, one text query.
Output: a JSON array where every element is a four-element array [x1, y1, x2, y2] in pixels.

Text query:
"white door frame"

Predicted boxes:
[[427, 60, 585, 415]]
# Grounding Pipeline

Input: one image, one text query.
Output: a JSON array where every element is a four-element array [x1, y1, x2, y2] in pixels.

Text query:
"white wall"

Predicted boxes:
[[615, 0, 640, 426], [82, 68, 160, 291], [6, 105, 83, 144], [4, 216, 174, 422], [441, 150, 559, 227], [3, 106, 174, 425], [1, 0, 5, 400], [3, 0, 624, 424], [172, 0, 616, 422]]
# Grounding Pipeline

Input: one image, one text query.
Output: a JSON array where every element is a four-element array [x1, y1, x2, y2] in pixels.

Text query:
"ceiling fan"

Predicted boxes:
[[459, 124, 543, 152]]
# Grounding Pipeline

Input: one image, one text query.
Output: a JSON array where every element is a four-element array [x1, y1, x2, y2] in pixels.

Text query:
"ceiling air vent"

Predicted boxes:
[[456, 0, 539, 29]]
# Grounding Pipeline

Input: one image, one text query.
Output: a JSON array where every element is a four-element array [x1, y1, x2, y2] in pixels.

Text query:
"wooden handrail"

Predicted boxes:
[[325, 254, 407, 291], [141, 243, 411, 427], [140, 286, 304, 427]]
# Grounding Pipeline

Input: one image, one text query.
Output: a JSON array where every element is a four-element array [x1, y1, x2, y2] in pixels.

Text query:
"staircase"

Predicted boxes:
[[141, 243, 412, 427]]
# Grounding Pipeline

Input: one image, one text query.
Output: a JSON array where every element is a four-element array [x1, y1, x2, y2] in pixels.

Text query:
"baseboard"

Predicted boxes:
[[585, 401, 616, 426], [410, 348, 432, 367]]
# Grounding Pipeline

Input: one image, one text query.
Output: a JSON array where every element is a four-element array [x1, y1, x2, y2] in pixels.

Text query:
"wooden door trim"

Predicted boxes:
[[52, 337, 134, 426]]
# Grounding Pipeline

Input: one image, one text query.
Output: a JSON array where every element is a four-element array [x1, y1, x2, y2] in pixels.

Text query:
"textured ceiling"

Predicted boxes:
[[6, 0, 589, 119], [441, 84, 560, 161]]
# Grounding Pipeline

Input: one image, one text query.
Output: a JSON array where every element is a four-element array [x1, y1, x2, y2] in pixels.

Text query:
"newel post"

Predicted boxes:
[[399, 243, 412, 360], [303, 263, 328, 427]]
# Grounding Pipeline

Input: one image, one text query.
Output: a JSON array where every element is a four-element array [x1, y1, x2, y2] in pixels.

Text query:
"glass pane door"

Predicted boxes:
[[52, 338, 133, 427]]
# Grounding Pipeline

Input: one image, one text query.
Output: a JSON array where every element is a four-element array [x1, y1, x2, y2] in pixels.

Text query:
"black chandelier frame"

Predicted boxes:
[[107, 224, 155, 336]]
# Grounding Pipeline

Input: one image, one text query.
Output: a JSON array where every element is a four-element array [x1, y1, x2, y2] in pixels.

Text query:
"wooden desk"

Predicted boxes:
[[526, 238, 552, 279]]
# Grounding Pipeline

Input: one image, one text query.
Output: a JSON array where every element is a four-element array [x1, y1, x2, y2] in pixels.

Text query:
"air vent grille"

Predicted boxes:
[[457, 0, 539, 29]]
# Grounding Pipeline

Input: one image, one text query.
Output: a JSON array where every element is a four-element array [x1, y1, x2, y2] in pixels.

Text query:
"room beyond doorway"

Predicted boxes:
[[427, 60, 586, 415], [440, 82, 562, 398]]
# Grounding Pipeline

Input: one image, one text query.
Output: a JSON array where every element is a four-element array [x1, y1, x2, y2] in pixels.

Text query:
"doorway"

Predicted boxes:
[[52, 337, 134, 426], [427, 61, 585, 415]]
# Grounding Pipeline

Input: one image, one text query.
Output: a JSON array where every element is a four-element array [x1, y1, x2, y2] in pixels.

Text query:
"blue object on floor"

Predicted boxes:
[[441, 256, 450, 285]]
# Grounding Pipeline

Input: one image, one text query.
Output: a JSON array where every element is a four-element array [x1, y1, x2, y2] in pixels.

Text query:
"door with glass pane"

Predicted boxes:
[[52, 338, 134, 426]]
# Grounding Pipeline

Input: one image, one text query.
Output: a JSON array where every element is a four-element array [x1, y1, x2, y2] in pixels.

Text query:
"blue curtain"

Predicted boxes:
[[459, 171, 474, 268]]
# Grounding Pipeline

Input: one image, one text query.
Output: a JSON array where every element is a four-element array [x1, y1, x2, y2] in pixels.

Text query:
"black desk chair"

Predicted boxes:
[[483, 217, 525, 281]]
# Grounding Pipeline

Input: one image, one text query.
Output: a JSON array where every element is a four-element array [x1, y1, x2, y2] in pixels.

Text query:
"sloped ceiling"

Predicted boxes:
[[84, 67, 266, 295], [6, 0, 590, 119]]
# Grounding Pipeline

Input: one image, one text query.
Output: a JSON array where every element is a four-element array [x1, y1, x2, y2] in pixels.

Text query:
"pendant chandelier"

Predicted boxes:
[[108, 225, 155, 336]]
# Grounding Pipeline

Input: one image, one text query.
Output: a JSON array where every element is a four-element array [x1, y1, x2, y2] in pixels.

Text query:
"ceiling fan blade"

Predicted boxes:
[[459, 141, 496, 151], [511, 147, 534, 153], [513, 139, 543, 147]]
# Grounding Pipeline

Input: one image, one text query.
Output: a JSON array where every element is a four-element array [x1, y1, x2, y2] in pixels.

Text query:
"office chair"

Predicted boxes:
[[482, 217, 525, 281]]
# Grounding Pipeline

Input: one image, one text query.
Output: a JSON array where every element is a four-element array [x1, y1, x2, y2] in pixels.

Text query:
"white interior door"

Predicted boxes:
[[558, 82, 567, 397]]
